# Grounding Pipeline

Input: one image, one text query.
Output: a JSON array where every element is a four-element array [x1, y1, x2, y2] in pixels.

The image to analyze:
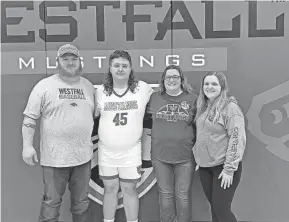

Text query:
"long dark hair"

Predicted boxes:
[[103, 50, 138, 96], [159, 65, 194, 95]]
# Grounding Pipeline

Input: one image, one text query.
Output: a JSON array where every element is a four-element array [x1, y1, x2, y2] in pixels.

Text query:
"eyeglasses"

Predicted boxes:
[[111, 64, 130, 69], [165, 75, 181, 81]]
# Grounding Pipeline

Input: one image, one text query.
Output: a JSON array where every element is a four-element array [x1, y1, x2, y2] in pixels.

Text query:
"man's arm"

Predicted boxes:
[[94, 88, 101, 118], [22, 115, 38, 165], [94, 106, 101, 118], [22, 116, 36, 146]]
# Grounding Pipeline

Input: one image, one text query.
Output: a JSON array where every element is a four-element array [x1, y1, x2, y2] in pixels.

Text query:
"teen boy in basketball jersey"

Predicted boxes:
[[95, 50, 153, 222]]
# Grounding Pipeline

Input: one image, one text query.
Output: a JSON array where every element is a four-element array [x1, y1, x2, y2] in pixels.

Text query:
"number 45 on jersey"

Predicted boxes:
[[113, 112, 128, 126]]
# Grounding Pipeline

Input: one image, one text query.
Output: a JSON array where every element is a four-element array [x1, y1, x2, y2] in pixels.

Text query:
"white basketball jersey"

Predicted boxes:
[[96, 81, 153, 167]]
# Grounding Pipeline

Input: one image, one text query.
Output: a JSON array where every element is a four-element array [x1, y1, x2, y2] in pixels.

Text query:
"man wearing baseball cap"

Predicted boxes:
[[57, 43, 80, 57], [22, 44, 95, 222]]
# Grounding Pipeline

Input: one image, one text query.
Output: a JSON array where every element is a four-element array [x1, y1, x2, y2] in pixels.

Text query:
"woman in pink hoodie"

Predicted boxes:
[[193, 71, 246, 222]]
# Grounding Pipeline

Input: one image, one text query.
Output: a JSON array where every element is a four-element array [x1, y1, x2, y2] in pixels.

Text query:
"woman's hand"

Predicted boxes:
[[218, 170, 233, 189]]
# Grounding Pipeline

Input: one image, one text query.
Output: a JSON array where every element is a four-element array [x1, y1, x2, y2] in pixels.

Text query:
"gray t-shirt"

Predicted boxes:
[[23, 74, 95, 167]]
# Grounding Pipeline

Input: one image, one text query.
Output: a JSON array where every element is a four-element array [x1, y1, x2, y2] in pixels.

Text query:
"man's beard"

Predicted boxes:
[[58, 65, 82, 78]]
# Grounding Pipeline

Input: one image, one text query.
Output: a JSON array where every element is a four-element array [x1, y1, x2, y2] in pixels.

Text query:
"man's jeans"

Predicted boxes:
[[153, 159, 195, 222], [38, 161, 91, 222]]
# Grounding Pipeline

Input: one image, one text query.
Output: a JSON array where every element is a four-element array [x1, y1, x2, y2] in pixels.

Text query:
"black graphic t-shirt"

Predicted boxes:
[[146, 91, 197, 163]]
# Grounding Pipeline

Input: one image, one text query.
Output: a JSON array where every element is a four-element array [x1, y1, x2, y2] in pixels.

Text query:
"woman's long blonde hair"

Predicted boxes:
[[195, 71, 235, 123]]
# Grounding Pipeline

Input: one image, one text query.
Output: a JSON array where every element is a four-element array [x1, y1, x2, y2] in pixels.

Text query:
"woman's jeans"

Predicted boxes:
[[153, 159, 195, 222]]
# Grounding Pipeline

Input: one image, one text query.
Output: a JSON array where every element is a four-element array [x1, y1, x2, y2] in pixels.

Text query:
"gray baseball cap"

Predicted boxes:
[[57, 44, 80, 57]]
